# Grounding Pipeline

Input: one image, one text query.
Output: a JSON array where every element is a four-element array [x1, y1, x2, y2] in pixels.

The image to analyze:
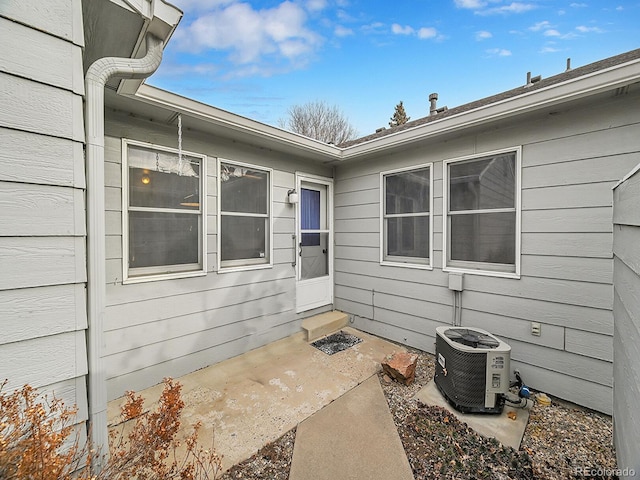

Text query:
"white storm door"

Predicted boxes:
[[295, 174, 333, 313]]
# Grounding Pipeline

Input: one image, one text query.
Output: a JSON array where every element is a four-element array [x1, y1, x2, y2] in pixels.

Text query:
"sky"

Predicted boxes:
[[149, 0, 640, 138]]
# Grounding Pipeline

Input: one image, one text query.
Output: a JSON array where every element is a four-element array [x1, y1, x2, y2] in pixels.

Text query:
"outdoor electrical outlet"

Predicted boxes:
[[531, 322, 541, 336]]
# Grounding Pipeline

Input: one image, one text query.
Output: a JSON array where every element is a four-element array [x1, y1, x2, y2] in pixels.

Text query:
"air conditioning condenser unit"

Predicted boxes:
[[434, 326, 511, 414]]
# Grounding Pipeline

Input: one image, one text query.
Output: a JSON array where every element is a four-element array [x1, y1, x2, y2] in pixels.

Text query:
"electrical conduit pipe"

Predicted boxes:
[[85, 33, 164, 462]]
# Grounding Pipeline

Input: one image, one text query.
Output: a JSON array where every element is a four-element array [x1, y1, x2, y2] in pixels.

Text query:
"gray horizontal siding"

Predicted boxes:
[[334, 90, 640, 414], [612, 165, 640, 471], [102, 113, 333, 400], [0, 0, 84, 44], [0, 2, 87, 433]]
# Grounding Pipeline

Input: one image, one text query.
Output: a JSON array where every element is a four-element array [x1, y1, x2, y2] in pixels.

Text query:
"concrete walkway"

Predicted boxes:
[[289, 375, 414, 480]]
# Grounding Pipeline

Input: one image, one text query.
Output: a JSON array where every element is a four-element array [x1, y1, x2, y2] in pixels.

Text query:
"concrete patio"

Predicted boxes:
[[107, 326, 404, 472], [107, 323, 533, 477]]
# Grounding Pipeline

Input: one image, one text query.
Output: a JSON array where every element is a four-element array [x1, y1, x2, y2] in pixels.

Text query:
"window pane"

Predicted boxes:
[[221, 216, 268, 262], [385, 168, 430, 214], [450, 212, 516, 264], [129, 211, 199, 268], [129, 168, 201, 210], [220, 164, 268, 214], [449, 154, 515, 211], [129, 145, 201, 210], [386, 216, 429, 259]]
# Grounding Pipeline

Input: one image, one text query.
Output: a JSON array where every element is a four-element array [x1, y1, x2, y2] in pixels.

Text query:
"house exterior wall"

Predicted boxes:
[[612, 164, 640, 470], [334, 89, 640, 414], [102, 109, 333, 400], [0, 0, 88, 423]]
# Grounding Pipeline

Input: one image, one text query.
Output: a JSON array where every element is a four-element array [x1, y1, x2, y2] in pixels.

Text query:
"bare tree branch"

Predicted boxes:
[[278, 100, 358, 144]]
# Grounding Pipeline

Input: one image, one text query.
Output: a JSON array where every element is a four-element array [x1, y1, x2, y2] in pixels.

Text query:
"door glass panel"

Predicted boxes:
[[301, 188, 321, 229], [301, 232, 328, 280]]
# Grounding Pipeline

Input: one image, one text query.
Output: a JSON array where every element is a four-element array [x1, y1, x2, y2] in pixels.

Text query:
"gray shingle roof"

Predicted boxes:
[[339, 48, 640, 148]]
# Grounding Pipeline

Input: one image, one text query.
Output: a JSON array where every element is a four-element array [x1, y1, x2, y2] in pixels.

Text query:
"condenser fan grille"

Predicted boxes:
[[443, 328, 500, 349]]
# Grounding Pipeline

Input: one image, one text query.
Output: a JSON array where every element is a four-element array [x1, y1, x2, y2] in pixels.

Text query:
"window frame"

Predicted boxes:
[[380, 162, 434, 270], [121, 138, 207, 284], [217, 158, 273, 273], [442, 147, 522, 279]]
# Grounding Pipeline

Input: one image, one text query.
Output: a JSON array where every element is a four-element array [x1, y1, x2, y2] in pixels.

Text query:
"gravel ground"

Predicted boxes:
[[219, 346, 618, 480]]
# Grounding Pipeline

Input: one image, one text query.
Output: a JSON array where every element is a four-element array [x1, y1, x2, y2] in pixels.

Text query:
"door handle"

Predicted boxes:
[[291, 235, 297, 267]]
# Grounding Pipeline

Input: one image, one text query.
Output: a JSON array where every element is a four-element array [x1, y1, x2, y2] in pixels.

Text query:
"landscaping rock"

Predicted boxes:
[[382, 352, 418, 386]]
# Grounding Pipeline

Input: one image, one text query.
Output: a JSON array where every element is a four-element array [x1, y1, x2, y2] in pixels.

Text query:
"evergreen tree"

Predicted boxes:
[[389, 101, 410, 127]]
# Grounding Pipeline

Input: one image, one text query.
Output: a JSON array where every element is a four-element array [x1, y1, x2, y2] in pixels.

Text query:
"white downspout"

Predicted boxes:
[[85, 33, 164, 459]]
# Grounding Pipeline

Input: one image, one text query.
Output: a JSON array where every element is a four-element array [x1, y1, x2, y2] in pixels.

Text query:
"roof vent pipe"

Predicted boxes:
[[566, 58, 572, 71], [526, 72, 542, 87], [85, 33, 164, 466], [429, 92, 438, 115]]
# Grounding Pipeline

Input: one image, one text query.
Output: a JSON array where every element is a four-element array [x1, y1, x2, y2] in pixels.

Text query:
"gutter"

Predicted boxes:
[[84, 33, 164, 459]]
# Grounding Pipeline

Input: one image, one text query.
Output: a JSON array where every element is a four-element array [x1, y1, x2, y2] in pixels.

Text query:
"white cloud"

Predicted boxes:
[[418, 27, 438, 39], [391, 23, 414, 35], [361, 21, 386, 34], [477, 2, 536, 15], [486, 48, 512, 56], [543, 29, 561, 37], [475, 30, 493, 40], [454, 0, 487, 8], [175, 1, 322, 65], [576, 25, 603, 33], [305, 0, 327, 12], [334, 25, 354, 37], [390, 23, 439, 40], [570, 2, 588, 7], [529, 20, 552, 31], [540, 46, 561, 53]]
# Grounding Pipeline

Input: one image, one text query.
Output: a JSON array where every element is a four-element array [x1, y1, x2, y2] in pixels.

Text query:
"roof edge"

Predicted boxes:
[[130, 84, 344, 159], [340, 50, 640, 160]]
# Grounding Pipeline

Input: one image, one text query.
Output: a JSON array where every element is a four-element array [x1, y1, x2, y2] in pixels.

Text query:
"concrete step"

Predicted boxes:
[[301, 311, 349, 342]]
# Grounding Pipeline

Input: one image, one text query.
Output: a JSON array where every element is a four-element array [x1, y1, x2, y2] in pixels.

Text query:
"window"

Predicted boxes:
[[381, 164, 432, 268], [443, 148, 521, 277], [123, 140, 206, 282], [218, 160, 272, 270]]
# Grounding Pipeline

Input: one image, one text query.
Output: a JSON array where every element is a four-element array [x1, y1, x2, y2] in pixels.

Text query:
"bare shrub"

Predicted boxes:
[[0, 378, 221, 479]]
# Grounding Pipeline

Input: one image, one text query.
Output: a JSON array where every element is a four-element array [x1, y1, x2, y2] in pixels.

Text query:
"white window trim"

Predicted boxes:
[[379, 162, 434, 270], [217, 158, 274, 273], [442, 146, 521, 279], [121, 138, 207, 284]]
